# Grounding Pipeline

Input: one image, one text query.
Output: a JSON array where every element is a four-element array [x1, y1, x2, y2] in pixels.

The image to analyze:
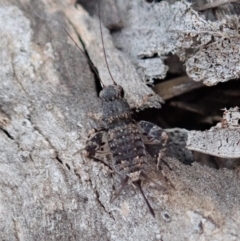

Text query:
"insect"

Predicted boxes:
[[84, 86, 168, 217], [64, 6, 169, 217]]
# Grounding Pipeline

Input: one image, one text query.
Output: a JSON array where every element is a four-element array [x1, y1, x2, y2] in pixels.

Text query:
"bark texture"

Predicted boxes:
[[187, 107, 240, 158], [113, 0, 240, 86], [0, 0, 240, 241]]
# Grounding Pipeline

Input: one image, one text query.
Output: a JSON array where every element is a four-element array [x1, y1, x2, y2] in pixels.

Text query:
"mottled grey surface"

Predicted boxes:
[[187, 107, 240, 158], [65, 4, 163, 110], [113, 0, 240, 86], [1, 1, 240, 241]]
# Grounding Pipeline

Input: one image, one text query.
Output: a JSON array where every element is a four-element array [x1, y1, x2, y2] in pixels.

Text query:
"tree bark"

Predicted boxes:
[[0, 0, 240, 240]]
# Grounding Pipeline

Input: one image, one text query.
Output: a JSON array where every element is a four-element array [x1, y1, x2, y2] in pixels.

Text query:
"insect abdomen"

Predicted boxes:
[[108, 123, 147, 175]]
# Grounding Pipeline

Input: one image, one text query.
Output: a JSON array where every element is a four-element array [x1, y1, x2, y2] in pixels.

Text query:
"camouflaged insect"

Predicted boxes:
[[83, 85, 168, 217], [63, 17, 168, 217]]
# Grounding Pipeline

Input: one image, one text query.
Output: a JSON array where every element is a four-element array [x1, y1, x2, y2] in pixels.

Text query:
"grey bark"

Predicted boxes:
[[187, 107, 240, 158], [113, 0, 240, 86], [1, 1, 240, 241]]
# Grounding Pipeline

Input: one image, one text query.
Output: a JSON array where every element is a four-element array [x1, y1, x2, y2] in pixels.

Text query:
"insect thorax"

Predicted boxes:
[[100, 85, 132, 128]]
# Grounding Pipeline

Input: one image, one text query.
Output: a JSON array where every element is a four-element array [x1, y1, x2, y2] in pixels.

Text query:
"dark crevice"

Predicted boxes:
[[88, 178, 115, 221], [65, 163, 71, 170], [29, 154, 35, 162], [139, 53, 159, 59], [145, 0, 163, 2], [95, 190, 102, 204], [56, 156, 63, 165], [0, 127, 14, 140], [77, 37, 102, 95], [65, 20, 102, 95], [73, 169, 81, 180], [136, 78, 240, 131], [95, 190, 114, 219]]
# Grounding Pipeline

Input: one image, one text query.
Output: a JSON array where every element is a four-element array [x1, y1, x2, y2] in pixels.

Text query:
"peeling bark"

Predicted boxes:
[[1, 1, 240, 241], [187, 107, 240, 158], [113, 0, 240, 86]]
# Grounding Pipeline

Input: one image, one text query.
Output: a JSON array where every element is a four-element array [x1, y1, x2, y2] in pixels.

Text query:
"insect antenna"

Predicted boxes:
[[134, 180, 155, 218], [63, 28, 105, 87], [110, 176, 129, 203], [98, 4, 117, 85]]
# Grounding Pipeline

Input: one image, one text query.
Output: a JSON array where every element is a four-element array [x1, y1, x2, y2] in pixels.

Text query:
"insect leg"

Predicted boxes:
[[83, 131, 112, 167], [110, 176, 129, 203], [139, 121, 168, 163], [134, 180, 155, 218], [140, 171, 167, 192], [139, 120, 168, 146]]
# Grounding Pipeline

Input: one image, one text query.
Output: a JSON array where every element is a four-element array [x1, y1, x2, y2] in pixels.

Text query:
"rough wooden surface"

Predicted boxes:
[[154, 76, 204, 100], [113, 0, 240, 86], [187, 107, 240, 158], [64, 4, 163, 109], [1, 1, 240, 241]]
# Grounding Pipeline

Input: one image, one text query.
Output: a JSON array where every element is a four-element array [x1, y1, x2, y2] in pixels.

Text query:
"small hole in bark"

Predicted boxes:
[[162, 211, 171, 222]]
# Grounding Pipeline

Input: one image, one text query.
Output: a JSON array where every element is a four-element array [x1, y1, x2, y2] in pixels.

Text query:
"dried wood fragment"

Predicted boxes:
[[187, 107, 240, 158], [196, 0, 239, 12], [154, 76, 204, 100], [113, 0, 240, 86]]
